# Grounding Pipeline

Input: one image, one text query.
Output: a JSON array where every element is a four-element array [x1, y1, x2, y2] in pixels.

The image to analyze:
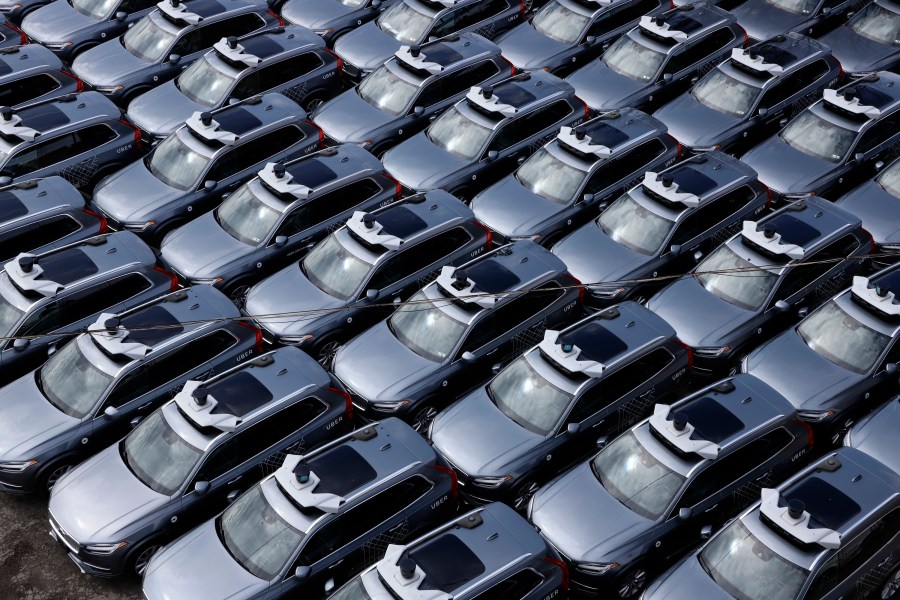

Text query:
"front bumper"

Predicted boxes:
[[0, 467, 38, 495], [48, 513, 125, 577]]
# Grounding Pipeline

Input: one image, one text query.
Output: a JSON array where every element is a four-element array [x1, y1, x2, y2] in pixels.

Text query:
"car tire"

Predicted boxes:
[[40, 460, 75, 495], [511, 479, 539, 511], [314, 336, 343, 368], [882, 563, 900, 599], [303, 94, 326, 113], [225, 279, 253, 310], [831, 416, 856, 447], [617, 564, 649, 599], [410, 400, 439, 434], [128, 541, 164, 579]]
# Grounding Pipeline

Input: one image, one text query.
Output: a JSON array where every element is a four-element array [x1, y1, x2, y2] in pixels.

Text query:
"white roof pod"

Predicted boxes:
[[174, 379, 243, 432], [375, 544, 452, 600], [87, 312, 153, 360], [466, 86, 518, 117], [538, 329, 606, 377], [430, 0, 462, 8], [823, 88, 881, 118], [258, 161, 313, 199], [435, 264, 504, 308], [851, 275, 900, 315], [643, 171, 701, 207], [759, 488, 842, 549], [4, 253, 63, 297], [639, 15, 689, 42], [156, 0, 203, 25], [648, 403, 720, 459], [395, 45, 444, 75], [558, 126, 612, 158], [274, 454, 345, 513], [346, 210, 405, 251], [741, 220, 806, 259], [731, 47, 784, 75], [213, 36, 262, 67], [0, 108, 40, 142], [186, 111, 239, 145]]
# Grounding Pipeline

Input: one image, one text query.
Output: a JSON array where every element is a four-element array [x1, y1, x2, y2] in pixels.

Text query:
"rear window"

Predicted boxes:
[[0, 192, 28, 221]]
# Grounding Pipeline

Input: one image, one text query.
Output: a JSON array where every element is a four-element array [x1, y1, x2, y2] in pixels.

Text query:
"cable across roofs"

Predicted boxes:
[[87, 313, 153, 360], [741, 220, 806, 259]]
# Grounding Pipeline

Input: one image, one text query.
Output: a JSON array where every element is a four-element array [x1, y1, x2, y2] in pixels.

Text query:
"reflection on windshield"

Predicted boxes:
[[603, 36, 666, 82], [515, 147, 587, 204], [427, 106, 492, 161], [331, 577, 374, 600], [357, 64, 419, 116], [216, 185, 283, 245], [532, 0, 591, 44], [177, 55, 236, 107], [764, 0, 818, 14], [0, 292, 23, 338], [877, 159, 900, 198], [848, 2, 900, 44], [781, 111, 856, 163], [377, 1, 433, 44], [40, 340, 113, 419], [71, 0, 119, 20], [696, 245, 777, 310], [148, 133, 211, 191], [693, 68, 762, 117], [797, 300, 890, 373], [390, 291, 466, 362], [123, 17, 176, 62], [123, 410, 204, 495], [598, 192, 675, 255], [490, 356, 573, 435], [302, 234, 373, 300]]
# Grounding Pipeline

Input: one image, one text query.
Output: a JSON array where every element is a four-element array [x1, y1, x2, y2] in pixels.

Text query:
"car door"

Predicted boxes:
[[659, 28, 738, 105], [257, 52, 329, 105], [847, 111, 900, 192], [755, 60, 833, 140]]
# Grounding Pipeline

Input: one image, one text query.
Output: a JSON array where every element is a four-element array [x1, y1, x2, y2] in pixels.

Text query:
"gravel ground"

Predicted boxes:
[[0, 493, 140, 600]]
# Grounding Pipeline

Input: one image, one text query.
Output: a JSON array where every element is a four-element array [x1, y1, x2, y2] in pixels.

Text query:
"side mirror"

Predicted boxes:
[[412, 106, 424, 116], [0, 175, 11, 186], [596, 435, 609, 449], [661, 73, 673, 83], [130, 415, 145, 428], [114, 10, 127, 20], [854, 152, 865, 163], [886, 362, 898, 375], [774, 299, 791, 312], [295, 566, 311, 579], [486, 150, 499, 161], [566, 422, 580, 436], [203, 180, 217, 193], [668, 244, 681, 255], [875, 160, 885, 171], [757, 107, 769, 118], [274, 235, 288, 248], [461, 350, 477, 363], [324, 579, 336, 596], [226, 489, 241, 503], [797, 306, 809, 319], [104, 406, 120, 418], [678, 507, 693, 520], [821, 6, 832, 14], [12, 337, 29, 352], [371, 0, 381, 6], [167, 53, 181, 64], [582, 193, 594, 203], [700, 524, 713, 540], [584, 35, 597, 45], [365, 289, 379, 301], [194, 480, 210, 495], [491, 362, 502, 375]]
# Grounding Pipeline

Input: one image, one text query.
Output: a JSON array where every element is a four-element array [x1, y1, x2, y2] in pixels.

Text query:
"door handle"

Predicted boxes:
[[486, 348, 498, 356], [137, 402, 152, 411], [329, 558, 344, 570], [387, 522, 405, 533], [704, 503, 719, 513], [227, 475, 242, 485]]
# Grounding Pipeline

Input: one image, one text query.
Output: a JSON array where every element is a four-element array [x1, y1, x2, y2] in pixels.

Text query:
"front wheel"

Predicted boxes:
[[882, 564, 900, 599], [617, 565, 648, 599], [225, 280, 253, 310], [41, 461, 75, 495], [315, 337, 342, 368], [411, 401, 439, 434], [512, 479, 539, 511], [129, 542, 164, 578]]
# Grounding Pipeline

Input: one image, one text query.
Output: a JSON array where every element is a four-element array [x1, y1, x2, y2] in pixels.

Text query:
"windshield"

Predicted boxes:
[[389, 291, 467, 362], [693, 68, 762, 117], [122, 410, 204, 495], [177, 55, 236, 107], [603, 36, 666, 82], [40, 340, 113, 419], [515, 147, 588, 204], [849, 2, 900, 44], [763, 0, 818, 14], [71, 0, 118, 19], [302, 234, 373, 301], [696, 244, 778, 310], [591, 431, 685, 519], [781, 110, 857, 163], [377, 1, 433, 44], [357, 64, 419, 116], [427, 105, 492, 161], [331, 578, 374, 600], [0, 293, 23, 337], [216, 185, 282, 245], [532, 0, 591, 44], [700, 520, 809, 600], [489, 356, 573, 435], [148, 133, 211, 191], [877, 160, 900, 198], [598, 192, 676, 255], [797, 300, 891, 373], [123, 17, 177, 62], [221, 484, 304, 580], [339, 0, 366, 6]]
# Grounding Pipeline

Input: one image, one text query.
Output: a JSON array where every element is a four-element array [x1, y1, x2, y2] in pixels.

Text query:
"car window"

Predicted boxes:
[[60, 273, 152, 325], [274, 178, 382, 240], [119, 0, 157, 12], [208, 126, 305, 182], [488, 100, 573, 153], [101, 366, 151, 411], [258, 53, 325, 91], [240, 397, 328, 461], [15, 300, 60, 336], [760, 60, 830, 109], [189, 14, 266, 52], [856, 116, 900, 154], [195, 436, 244, 483], [442, 61, 502, 98], [670, 184, 755, 246], [231, 71, 261, 100], [463, 283, 564, 351], [368, 227, 474, 291], [144, 329, 237, 386], [5, 133, 73, 176], [774, 232, 859, 303], [454, 0, 508, 29], [664, 28, 735, 75], [601, 0, 661, 31], [0, 215, 81, 262], [431, 10, 458, 38], [0, 74, 61, 107], [472, 569, 545, 599]]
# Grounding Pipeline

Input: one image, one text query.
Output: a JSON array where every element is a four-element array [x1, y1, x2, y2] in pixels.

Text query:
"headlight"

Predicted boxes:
[[0, 4, 23, 10], [576, 562, 619, 575], [590, 286, 627, 299], [471, 475, 513, 488], [693, 345, 731, 357], [510, 234, 541, 242], [191, 277, 223, 285], [843, 428, 852, 446], [797, 410, 835, 422], [95, 85, 124, 94], [358, 140, 373, 148], [370, 399, 410, 412], [84, 541, 127, 555], [313, 28, 333, 35], [124, 220, 155, 231], [0, 459, 38, 472], [691, 145, 720, 152], [43, 41, 73, 49], [784, 191, 815, 200], [280, 334, 314, 345], [880, 243, 900, 252]]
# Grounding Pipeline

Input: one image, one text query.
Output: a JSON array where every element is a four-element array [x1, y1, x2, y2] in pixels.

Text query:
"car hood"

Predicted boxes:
[[161, 212, 253, 280], [566, 61, 647, 110], [72, 39, 151, 86], [333, 321, 439, 401], [530, 462, 650, 561], [653, 93, 743, 148], [552, 221, 650, 285], [143, 520, 268, 600], [0, 375, 78, 459], [647, 278, 751, 348], [50, 445, 167, 542], [313, 90, 395, 144], [22, 0, 99, 42], [282, 0, 355, 29], [730, 1, 807, 42], [472, 176, 573, 238], [744, 331, 859, 410], [127, 81, 207, 137], [430, 389, 543, 475], [244, 264, 343, 338], [835, 181, 900, 244], [382, 133, 468, 191], [847, 399, 900, 474], [741, 136, 835, 194], [645, 555, 733, 600], [497, 24, 569, 70], [819, 28, 898, 74], [93, 160, 181, 223], [334, 23, 402, 72]]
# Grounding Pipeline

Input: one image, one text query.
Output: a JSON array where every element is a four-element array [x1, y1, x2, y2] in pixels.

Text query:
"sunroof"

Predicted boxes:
[[37, 248, 98, 285], [424, 43, 464, 66], [562, 322, 628, 364], [663, 13, 703, 34], [871, 268, 900, 295], [377, 206, 428, 238], [495, 83, 537, 108], [120, 305, 184, 346], [305, 445, 377, 497], [239, 36, 284, 59], [754, 44, 798, 67], [582, 122, 630, 150], [679, 397, 744, 444], [783, 476, 861, 530], [852, 84, 894, 110], [467, 259, 521, 294], [765, 214, 820, 246], [190, 0, 226, 17], [409, 534, 486, 593], [671, 167, 718, 196], [214, 108, 263, 135], [21, 104, 69, 131], [288, 158, 338, 190], [0, 192, 28, 222], [209, 371, 273, 416]]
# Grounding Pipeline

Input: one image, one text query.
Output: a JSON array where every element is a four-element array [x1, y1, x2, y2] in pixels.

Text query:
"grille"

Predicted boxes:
[[49, 514, 80, 554]]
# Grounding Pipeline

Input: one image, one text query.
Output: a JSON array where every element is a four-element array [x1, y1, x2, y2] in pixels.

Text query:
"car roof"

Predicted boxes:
[[211, 25, 324, 71], [632, 3, 736, 51], [722, 33, 831, 84], [830, 263, 900, 336], [552, 108, 668, 165], [810, 72, 900, 131], [0, 91, 120, 148], [154, 0, 263, 29], [0, 45, 63, 78], [389, 32, 502, 82], [461, 71, 576, 124], [399, 0, 502, 18], [258, 144, 383, 203], [0, 177, 84, 227], [178, 93, 304, 150]]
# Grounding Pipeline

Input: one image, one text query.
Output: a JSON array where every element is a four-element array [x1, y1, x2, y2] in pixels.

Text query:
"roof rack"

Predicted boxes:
[[741, 220, 806, 259], [395, 45, 444, 75], [174, 380, 243, 433], [185, 111, 239, 145], [851, 275, 900, 315], [648, 403, 720, 459], [258, 162, 312, 199], [0, 108, 39, 142], [87, 312, 153, 360], [642, 171, 700, 207], [538, 329, 606, 377], [375, 545, 452, 600], [730, 47, 784, 75], [156, 0, 203, 25], [435, 265, 503, 308], [638, 15, 689, 42], [346, 210, 405, 251], [557, 126, 612, 158], [823, 88, 881, 119], [213, 36, 261, 67], [274, 454, 345, 513], [465, 86, 518, 117], [759, 488, 842, 549], [4, 253, 62, 297]]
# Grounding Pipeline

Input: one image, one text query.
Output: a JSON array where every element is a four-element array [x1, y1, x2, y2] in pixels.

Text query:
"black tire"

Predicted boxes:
[[830, 416, 856, 447], [127, 541, 164, 579], [39, 460, 76, 496], [616, 564, 649, 599], [410, 400, 439, 434], [314, 336, 343, 368], [511, 479, 539, 511], [303, 95, 326, 113], [225, 279, 253, 310]]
